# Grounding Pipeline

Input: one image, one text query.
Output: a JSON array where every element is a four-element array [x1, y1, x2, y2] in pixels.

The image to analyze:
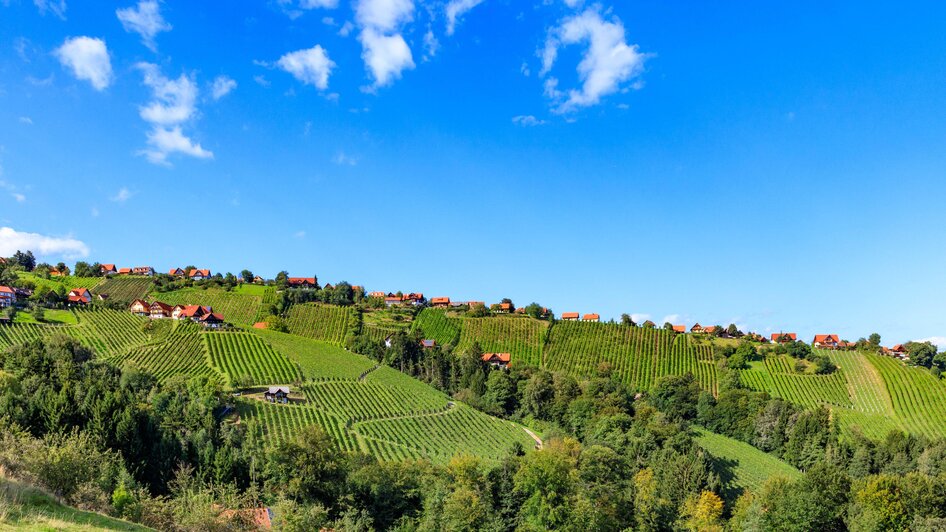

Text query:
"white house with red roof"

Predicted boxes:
[[813, 334, 840, 349], [0, 286, 15, 307], [67, 288, 92, 305], [189, 269, 211, 280], [100, 264, 118, 276]]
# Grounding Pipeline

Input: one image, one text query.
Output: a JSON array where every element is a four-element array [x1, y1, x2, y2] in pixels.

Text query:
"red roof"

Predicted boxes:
[[431, 297, 450, 304], [101, 264, 117, 272], [704, 326, 719, 334], [481, 352, 511, 363], [253, 322, 268, 329], [561, 312, 580, 319], [67, 295, 85, 303], [68, 288, 91, 298], [189, 269, 211, 278], [771, 332, 797, 342], [0, 286, 15, 295], [149, 301, 173, 312], [130, 299, 149, 309], [118, 267, 132, 274], [583, 313, 600, 321], [814, 334, 840, 344], [200, 312, 224, 322], [672, 324, 686, 333], [891, 344, 905, 352], [179, 305, 212, 318], [287, 277, 317, 285]]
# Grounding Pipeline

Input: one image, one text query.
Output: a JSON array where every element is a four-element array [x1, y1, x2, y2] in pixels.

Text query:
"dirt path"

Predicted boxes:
[[522, 427, 543, 450]]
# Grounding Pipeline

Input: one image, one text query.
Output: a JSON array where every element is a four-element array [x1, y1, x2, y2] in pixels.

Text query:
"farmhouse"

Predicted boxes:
[[582, 313, 600, 323], [0, 286, 15, 308], [690, 323, 706, 334], [368, 291, 385, 298], [421, 339, 436, 348], [771, 332, 797, 343], [323, 283, 334, 290], [494, 302, 512, 313], [149, 301, 173, 319], [189, 269, 211, 280], [100, 264, 117, 275], [672, 324, 686, 333], [704, 326, 719, 335], [66, 288, 92, 305], [130, 299, 150, 315], [199, 312, 225, 328], [176, 305, 213, 321], [168, 268, 185, 277], [264, 386, 290, 403], [403, 293, 425, 306], [287, 277, 317, 289], [132, 266, 154, 276], [813, 334, 840, 349], [561, 312, 580, 321], [481, 352, 511, 368], [384, 296, 402, 307], [253, 276, 265, 284], [431, 297, 450, 308], [118, 268, 132, 275]]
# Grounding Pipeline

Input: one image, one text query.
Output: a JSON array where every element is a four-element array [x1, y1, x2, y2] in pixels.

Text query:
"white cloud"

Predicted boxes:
[[0, 226, 89, 259], [540, 8, 647, 113], [445, 0, 483, 35], [300, 0, 338, 7], [332, 151, 357, 165], [54, 36, 113, 91], [338, 21, 355, 36], [630, 313, 650, 324], [661, 314, 680, 325], [140, 126, 213, 165], [137, 63, 197, 125], [136, 63, 212, 165], [359, 29, 414, 88], [34, 0, 66, 19], [277, 46, 336, 90], [918, 336, 946, 349], [211, 75, 237, 99], [253, 75, 271, 87], [116, 0, 171, 51], [18, 117, 33, 125], [423, 28, 439, 59], [110, 187, 133, 202], [11, 193, 26, 203], [512, 115, 546, 126], [355, 0, 415, 88]]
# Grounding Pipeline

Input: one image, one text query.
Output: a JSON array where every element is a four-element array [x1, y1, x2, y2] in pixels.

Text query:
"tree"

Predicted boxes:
[[726, 323, 741, 337], [265, 425, 347, 506], [648, 373, 701, 420], [621, 313, 635, 326], [12, 250, 36, 271], [73, 261, 95, 277], [868, 333, 881, 347], [55, 262, 70, 276], [275, 271, 289, 287], [642, 320, 656, 329], [663, 322, 674, 331], [240, 270, 254, 284], [681, 491, 724, 531], [524, 303, 546, 320], [905, 341, 937, 368]]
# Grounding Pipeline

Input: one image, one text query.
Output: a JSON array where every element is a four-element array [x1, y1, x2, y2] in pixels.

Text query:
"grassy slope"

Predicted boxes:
[[693, 427, 801, 498], [0, 476, 151, 531]]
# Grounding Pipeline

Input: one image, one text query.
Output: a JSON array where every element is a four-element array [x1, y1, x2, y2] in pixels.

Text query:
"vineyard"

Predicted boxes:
[[252, 329, 374, 380], [739, 356, 851, 410], [205, 332, 300, 386], [17, 273, 103, 293], [455, 317, 548, 368], [865, 352, 946, 439], [285, 303, 354, 344], [148, 287, 265, 326], [411, 309, 462, 346], [93, 277, 153, 302], [693, 427, 800, 496], [108, 321, 221, 383], [544, 322, 718, 393]]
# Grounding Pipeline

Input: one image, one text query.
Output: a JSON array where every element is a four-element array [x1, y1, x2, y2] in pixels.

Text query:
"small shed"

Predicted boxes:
[[264, 386, 291, 403]]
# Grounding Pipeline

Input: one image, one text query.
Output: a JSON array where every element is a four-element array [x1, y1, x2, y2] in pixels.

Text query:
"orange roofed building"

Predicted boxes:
[[431, 297, 450, 308], [672, 324, 686, 333], [482, 352, 511, 368], [582, 313, 600, 322], [771, 332, 797, 343], [813, 334, 840, 349], [561, 312, 580, 321]]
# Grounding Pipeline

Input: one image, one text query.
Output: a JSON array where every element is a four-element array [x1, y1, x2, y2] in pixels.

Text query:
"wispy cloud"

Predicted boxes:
[[445, 0, 484, 35], [332, 151, 357, 166], [34, 0, 67, 19], [512, 115, 546, 126], [0, 226, 89, 258], [18, 117, 33, 125], [294, 230, 306, 239], [918, 336, 946, 349], [110, 187, 133, 202], [116, 0, 172, 51], [136, 63, 213, 165], [54, 36, 113, 91], [253, 75, 271, 87], [211, 75, 237, 99]]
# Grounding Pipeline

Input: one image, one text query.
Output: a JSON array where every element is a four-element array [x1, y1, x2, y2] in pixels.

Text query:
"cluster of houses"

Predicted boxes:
[[129, 299, 225, 328], [561, 313, 601, 322], [0, 285, 91, 307]]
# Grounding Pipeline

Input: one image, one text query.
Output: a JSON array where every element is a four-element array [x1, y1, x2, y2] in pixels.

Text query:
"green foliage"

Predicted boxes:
[[285, 303, 354, 344]]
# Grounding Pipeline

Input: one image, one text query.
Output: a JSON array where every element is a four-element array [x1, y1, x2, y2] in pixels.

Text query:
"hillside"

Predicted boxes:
[[0, 476, 151, 531], [693, 427, 801, 499]]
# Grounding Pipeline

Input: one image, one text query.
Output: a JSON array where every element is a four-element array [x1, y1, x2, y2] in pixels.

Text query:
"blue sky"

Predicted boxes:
[[1, 0, 945, 347]]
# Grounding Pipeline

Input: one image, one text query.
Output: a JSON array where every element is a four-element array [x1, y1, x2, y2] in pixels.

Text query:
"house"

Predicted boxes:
[[404, 293, 425, 306], [0, 286, 15, 308], [253, 276, 265, 284], [189, 269, 211, 280], [421, 339, 436, 348], [199, 312, 225, 328], [368, 291, 385, 298], [168, 268, 185, 277], [149, 301, 173, 319], [323, 283, 334, 290], [100, 264, 118, 276], [813, 334, 840, 349], [384, 296, 402, 307], [691, 323, 706, 334], [466, 301, 485, 309], [561, 312, 580, 321], [704, 326, 719, 335], [672, 324, 686, 333], [431, 297, 450, 308], [118, 267, 132, 275], [838, 340, 855, 350], [890, 344, 906, 354], [49, 267, 64, 277], [481, 352, 511, 368], [67, 288, 92, 305], [287, 277, 318, 289], [130, 299, 150, 315], [176, 305, 212, 321], [264, 386, 290, 403], [582, 313, 600, 323], [771, 332, 797, 343], [132, 266, 154, 276]]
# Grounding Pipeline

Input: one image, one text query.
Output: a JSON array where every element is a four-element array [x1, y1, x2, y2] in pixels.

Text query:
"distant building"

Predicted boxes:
[[0, 286, 16, 308], [67, 288, 92, 305], [168, 268, 186, 277], [149, 301, 173, 319], [130, 299, 150, 315], [264, 386, 290, 403], [421, 339, 436, 348], [287, 277, 318, 289], [100, 264, 118, 275], [481, 352, 511, 368], [813, 334, 840, 349], [431, 297, 450, 308], [189, 269, 211, 280], [132, 266, 154, 276], [582, 313, 600, 322], [561, 312, 580, 321], [771, 332, 797, 343], [672, 324, 686, 333]]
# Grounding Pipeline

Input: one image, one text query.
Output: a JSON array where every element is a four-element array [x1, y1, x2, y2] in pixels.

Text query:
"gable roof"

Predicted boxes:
[[169, 268, 185, 275], [583, 313, 600, 321], [267, 386, 290, 394], [287, 277, 317, 285], [100, 264, 117, 272], [189, 269, 211, 277], [561, 312, 580, 319], [179, 305, 212, 318], [813, 334, 840, 344], [431, 297, 450, 304], [421, 339, 436, 348], [68, 288, 91, 298], [672, 324, 686, 333], [771, 332, 797, 341], [0, 286, 15, 295], [130, 298, 149, 308], [149, 301, 173, 312], [704, 326, 719, 334], [118, 267, 132, 274], [481, 352, 511, 363]]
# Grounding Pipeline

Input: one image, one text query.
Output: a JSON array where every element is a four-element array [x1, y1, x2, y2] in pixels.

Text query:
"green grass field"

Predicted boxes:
[[693, 426, 801, 498]]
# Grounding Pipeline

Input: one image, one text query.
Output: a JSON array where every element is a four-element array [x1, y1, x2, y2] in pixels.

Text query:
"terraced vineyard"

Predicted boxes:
[[148, 287, 264, 326], [866, 352, 946, 439], [239, 401, 359, 453], [411, 309, 462, 346], [828, 350, 902, 439], [739, 356, 851, 410], [109, 321, 221, 383], [456, 316, 548, 367], [303, 379, 447, 422], [285, 303, 354, 344], [17, 273, 103, 293], [693, 427, 800, 496], [0, 322, 60, 349], [68, 309, 150, 357], [205, 332, 300, 385], [93, 276, 153, 301], [252, 328, 374, 380], [544, 322, 718, 393]]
